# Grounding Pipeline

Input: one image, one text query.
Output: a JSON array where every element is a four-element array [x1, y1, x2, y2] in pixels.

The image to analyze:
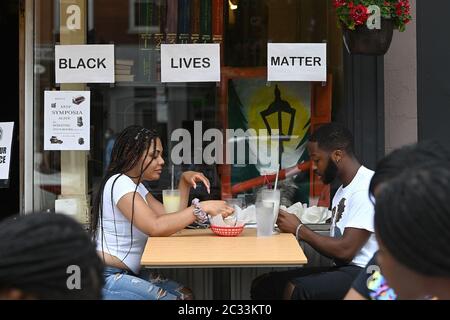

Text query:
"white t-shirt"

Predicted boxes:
[[330, 166, 378, 268], [96, 174, 149, 274]]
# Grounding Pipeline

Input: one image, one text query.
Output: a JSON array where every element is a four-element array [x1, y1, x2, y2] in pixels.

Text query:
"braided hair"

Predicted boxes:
[[375, 163, 450, 277], [0, 212, 103, 299], [369, 140, 450, 199], [91, 125, 160, 261]]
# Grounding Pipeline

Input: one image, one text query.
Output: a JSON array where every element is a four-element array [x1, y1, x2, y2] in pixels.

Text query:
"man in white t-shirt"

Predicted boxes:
[[251, 123, 378, 300]]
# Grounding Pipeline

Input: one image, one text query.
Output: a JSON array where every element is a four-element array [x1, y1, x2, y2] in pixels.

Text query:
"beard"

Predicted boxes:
[[321, 158, 338, 184]]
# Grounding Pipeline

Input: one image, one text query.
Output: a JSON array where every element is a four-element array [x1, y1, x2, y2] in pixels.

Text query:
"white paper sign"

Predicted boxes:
[[44, 91, 90, 151], [268, 43, 327, 82], [55, 198, 78, 216], [0, 122, 14, 180], [55, 44, 115, 83], [161, 44, 220, 83]]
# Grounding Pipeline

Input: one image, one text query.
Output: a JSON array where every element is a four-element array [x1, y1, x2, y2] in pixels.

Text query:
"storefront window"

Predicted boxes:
[[32, 0, 343, 224]]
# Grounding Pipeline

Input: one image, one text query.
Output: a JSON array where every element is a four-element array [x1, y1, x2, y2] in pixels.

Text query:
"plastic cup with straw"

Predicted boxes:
[[274, 165, 280, 192], [163, 164, 180, 213], [260, 166, 281, 234], [171, 164, 174, 191], [271, 166, 281, 233]]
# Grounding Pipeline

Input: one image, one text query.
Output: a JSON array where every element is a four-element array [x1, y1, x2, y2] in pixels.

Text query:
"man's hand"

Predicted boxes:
[[277, 209, 302, 234]]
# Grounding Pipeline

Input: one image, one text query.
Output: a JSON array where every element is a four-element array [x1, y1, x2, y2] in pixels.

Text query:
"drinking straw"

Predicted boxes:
[[273, 165, 280, 191], [171, 164, 174, 190]]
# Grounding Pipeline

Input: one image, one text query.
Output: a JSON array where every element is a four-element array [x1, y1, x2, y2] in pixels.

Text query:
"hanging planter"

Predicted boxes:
[[342, 18, 394, 55], [332, 0, 412, 56]]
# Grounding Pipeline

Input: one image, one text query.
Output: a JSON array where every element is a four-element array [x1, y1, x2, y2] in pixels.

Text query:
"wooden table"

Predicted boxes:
[[141, 228, 307, 268]]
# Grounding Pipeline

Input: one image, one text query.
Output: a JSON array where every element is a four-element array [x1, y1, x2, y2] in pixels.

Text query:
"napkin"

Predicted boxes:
[[210, 214, 245, 227], [280, 203, 331, 224], [236, 205, 257, 226]]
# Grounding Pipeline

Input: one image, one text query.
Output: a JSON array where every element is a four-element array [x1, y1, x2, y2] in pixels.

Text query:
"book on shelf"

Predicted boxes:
[[137, 0, 159, 82], [115, 68, 132, 75], [115, 64, 133, 70], [200, 0, 212, 43], [212, 0, 223, 44], [166, 0, 178, 44], [138, 33, 155, 82], [115, 74, 135, 82], [154, 0, 167, 82], [190, 0, 201, 43], [177, 0, 191, 44], [154, 0, 167, 51], [115, 59, 134, 66]]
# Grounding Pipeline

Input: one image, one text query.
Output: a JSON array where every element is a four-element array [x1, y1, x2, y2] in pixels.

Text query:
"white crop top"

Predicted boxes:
[[96, 174, 149, 274]]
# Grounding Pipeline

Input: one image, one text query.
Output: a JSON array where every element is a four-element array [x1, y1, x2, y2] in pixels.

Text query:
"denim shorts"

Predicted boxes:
[[102, 266, 192, 300]]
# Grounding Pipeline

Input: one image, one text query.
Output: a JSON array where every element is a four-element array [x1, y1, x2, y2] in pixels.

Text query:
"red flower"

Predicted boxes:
[[396, 0, 410, 15], [350, 4, 368, 25], [333, 0, 346, 8]]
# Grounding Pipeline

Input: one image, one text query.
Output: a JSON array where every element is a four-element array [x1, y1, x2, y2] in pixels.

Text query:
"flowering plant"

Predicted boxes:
[[333, 0, 411, 32]]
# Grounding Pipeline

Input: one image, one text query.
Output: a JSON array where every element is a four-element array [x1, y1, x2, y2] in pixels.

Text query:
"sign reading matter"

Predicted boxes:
[[44, 91, 90, 151], [161, 44, 220, 83], [0, 122, 14, 180], [268, 43, 327, 82], [55, 44, 115, 83]]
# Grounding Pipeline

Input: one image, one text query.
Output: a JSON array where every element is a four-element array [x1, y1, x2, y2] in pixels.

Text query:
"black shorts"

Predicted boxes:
[[251, 265, 362, 300]]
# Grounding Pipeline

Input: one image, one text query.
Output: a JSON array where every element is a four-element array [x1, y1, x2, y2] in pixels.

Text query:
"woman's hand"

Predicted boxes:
[[180, 171, 211, 194], [200, 200, 234, 217]]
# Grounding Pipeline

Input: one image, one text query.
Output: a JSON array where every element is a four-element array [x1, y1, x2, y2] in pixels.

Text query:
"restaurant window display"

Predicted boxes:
[[31, 0, 344, 226]]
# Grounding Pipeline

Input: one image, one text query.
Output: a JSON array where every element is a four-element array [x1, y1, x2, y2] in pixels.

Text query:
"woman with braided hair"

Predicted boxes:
[[374, 163, 450, 300], [92, 125, 233, 300], [0, 212, 103, 299], [345, 141, 450, 300]]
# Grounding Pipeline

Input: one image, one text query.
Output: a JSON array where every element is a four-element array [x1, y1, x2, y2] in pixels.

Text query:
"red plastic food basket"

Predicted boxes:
[[210, 225, 244, 237]]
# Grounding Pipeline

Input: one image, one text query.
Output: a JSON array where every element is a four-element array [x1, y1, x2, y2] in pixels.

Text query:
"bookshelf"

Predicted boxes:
[[90, 81, 215, 89]]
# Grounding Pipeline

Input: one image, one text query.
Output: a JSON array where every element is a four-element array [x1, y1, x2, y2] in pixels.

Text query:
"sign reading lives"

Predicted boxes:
[[44, 91, 90, 151], [55, 44, 115, 83], [161, 44, 220, 83], [0, 122, 14, 180], [268, 43, 327, 82]]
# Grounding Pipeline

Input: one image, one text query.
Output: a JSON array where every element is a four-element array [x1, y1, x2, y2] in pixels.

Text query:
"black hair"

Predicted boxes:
[[374, 163, 450, 277], [309, 122, 354, 155], [0, 212, 103, 299], [91, 125, 160, 263], [369, 140, 450, 199]]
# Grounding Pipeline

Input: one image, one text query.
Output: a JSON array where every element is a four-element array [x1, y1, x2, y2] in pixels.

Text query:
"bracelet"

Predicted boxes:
[[295, 223, 304, 240], [191, 198, 209, 224]]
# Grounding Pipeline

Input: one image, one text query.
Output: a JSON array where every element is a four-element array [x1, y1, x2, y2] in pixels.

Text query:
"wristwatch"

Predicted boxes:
[[191, 198, 209, 224]]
